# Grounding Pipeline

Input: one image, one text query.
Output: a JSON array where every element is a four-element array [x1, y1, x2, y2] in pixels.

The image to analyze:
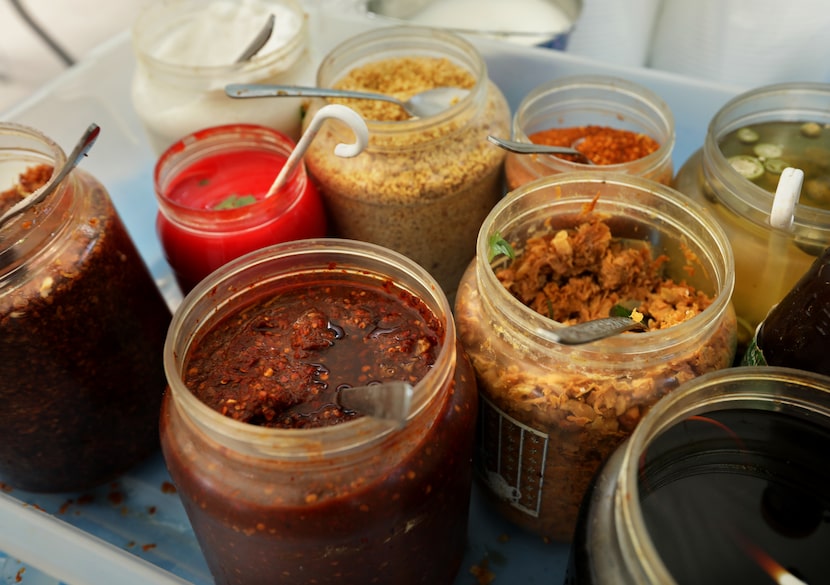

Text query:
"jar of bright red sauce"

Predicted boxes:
[[154, 123, 326, 294], [160, 238, 479, 585]]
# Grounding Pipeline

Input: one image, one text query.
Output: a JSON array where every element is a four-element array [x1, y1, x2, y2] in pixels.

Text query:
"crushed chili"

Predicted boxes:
[[529, 125, 660, 165]]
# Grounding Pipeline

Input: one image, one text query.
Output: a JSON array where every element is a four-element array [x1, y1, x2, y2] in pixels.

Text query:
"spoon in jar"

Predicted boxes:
[[337, 381, 414, 425], [536, 316, 647, 345], [0, 123, 100, 229], [234, 14, 275, 63], [487, 135, 595, 165], [225, 83, 471, 119], [263, 103, 369, 198]]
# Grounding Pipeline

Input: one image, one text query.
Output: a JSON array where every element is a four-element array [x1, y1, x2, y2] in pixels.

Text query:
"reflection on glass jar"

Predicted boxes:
[[154, 124, 326, 295], [302, 26, 510, 297], [673, 82, 830, 353], [0, 123, 171, 492], [504, 75, 675, 192], [455, 172, 736, 542], [160, 239, 478, 585], [568, 367, 830, 584], [131, 0, 314, 154]]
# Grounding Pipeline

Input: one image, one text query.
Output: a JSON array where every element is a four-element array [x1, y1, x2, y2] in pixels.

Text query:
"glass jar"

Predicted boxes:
[[302, 25, 510, 298], [455, 172, 737, 542], [504, 75, 675, 192], [0, 123, 171, 492], [567, 366, 830, 584], [160, 238, 479, 585], [154, 123, 326, 295], [131, 0, 315, 154], [673, 82, 830, 352]]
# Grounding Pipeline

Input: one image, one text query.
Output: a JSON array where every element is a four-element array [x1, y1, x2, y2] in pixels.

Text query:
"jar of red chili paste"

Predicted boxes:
[[160, 238, 478, 585], [568, 366, 830, 584], [673, 82, 830, 355], [154, 123, 326, 295], [0, 123, 170, 492], [454, 172, 737, 542], [503, 75, 675, 191], [302, 26, 510, 298]]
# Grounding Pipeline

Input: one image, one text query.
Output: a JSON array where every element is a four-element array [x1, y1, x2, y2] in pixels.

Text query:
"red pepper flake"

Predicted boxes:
[[161, 481, 177, 494], [142, 543, 157, 552], [15, 567, 25, 583], [58, 499, 73, 514], [470, 557, 496, 585], [0, 482, 12, 493], [107, 491, 124, 505], [529, 125, 660, 165], [148, 505, 157, 515]]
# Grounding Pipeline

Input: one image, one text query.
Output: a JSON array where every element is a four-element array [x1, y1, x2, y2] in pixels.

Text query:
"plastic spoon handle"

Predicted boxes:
[[337, 381, 414, 424], [537, 316, 647, 345]]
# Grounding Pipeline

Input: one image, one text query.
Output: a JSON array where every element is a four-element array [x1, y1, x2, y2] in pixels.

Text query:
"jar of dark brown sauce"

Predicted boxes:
[[566, 366, 830, 585], [0, 123, 171, 492]]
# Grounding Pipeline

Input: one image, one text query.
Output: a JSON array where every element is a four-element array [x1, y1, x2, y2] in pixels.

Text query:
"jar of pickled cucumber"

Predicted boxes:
[[674, 82, 830, 353]]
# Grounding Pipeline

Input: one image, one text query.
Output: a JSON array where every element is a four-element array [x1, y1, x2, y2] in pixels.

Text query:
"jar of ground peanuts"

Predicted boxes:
[[0, 123, 171, 492], [503, 76, 675, 192], [160, 238, 478, 585], [302, 26, 510, 298], [454, 171, 737, 542]]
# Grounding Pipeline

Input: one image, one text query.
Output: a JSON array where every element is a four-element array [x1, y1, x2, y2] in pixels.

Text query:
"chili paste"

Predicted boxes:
[[185, 278, 443, 428]]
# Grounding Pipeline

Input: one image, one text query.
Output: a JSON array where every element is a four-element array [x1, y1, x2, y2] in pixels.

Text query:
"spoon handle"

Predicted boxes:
[[487, 135, 583, 156], [225, 84, 405, 108], [537, 316, 647, 345]]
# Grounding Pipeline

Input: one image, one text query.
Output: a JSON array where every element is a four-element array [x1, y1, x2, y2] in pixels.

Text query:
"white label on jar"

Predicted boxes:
[[477, 394, 548, 517], [150, 0, 302, 67]]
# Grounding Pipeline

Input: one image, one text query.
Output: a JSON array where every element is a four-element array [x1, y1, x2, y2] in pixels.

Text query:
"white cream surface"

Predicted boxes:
[[150, 0, 303, 67]]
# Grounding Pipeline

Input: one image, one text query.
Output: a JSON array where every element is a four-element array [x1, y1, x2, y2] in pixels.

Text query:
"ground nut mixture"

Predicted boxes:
[[455, 213, 736, 541], [304, 55, 509, 296]]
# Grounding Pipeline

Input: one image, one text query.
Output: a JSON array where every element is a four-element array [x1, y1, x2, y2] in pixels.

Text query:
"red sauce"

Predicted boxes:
[[160, 273, 479, 584], [155, 126, 327, 294]]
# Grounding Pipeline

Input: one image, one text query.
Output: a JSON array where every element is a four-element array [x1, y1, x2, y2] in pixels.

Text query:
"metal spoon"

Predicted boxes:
[[0, 123, 100, 229], [234, 14, 275, 63], [487, 135, 595, 165], [537, 316, 647, 345], [225, 83, 470, 118], [337, 381, 414, 424]]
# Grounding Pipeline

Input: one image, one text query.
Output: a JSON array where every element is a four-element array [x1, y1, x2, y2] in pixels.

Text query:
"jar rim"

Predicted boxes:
[[474, 171, 735, 357], [164, 237, 457, 459], [614, 365, 830, 583]]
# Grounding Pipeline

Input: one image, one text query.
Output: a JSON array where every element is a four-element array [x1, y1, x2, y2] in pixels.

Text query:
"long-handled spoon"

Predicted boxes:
[[234, 14, 275, 63], [0, 123, 100, 229], [225, 83, 470, 119], [537, 316, 647, 345], [487, 135, 595, 165]]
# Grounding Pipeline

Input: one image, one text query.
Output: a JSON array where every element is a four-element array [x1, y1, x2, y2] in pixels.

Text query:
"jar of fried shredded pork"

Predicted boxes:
[[302, 26, 510, 298], [455, 172, 737, 542]]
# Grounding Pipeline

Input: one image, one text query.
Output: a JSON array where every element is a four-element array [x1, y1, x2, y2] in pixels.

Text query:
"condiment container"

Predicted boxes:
[[454, 172, 737, 542], [567, 366, 830, 584], [302, 25, 510, 297], [131, 0, 314, 154], [504, 75, 675, 191], [160, 238, 479, 585], [0, 123, 171, 492], [673, 82, 830, 352], [743, 245, 830, 376], [154, 123, 326, 295]]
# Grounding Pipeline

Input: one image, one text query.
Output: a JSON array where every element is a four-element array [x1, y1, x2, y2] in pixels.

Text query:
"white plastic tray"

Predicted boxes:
[[0, 12, 742, 585]]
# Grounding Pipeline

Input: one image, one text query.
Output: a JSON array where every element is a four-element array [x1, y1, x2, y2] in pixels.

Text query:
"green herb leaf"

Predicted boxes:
[[610, 304, 634, 318], [213, 194, 258, 210], [488, 232, 515, 262]]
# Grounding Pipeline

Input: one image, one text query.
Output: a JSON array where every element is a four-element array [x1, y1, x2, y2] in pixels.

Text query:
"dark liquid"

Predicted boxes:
[[639, 408, 830, 584]]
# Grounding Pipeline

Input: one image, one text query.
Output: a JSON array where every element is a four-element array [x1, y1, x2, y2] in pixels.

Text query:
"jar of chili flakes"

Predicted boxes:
[[160, 238, 478, 585], [454, 172, 737, 542], [302, 26, 510, 298], [503, 75, 675, 192], [0, 123, 171, 492]]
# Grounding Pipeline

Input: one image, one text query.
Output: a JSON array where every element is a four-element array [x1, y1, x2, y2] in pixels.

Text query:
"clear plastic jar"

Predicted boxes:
[[154, 123, 326, 295], [131, 0, 314, 154], [454, 172, 736, 542], [0, 123, 170, 492], [160, 239, 478, 585], [302, 26, 510, 297], [504, 75, 675, 191], [674, 82, 830, 352], [568, 366, 830, 584]]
